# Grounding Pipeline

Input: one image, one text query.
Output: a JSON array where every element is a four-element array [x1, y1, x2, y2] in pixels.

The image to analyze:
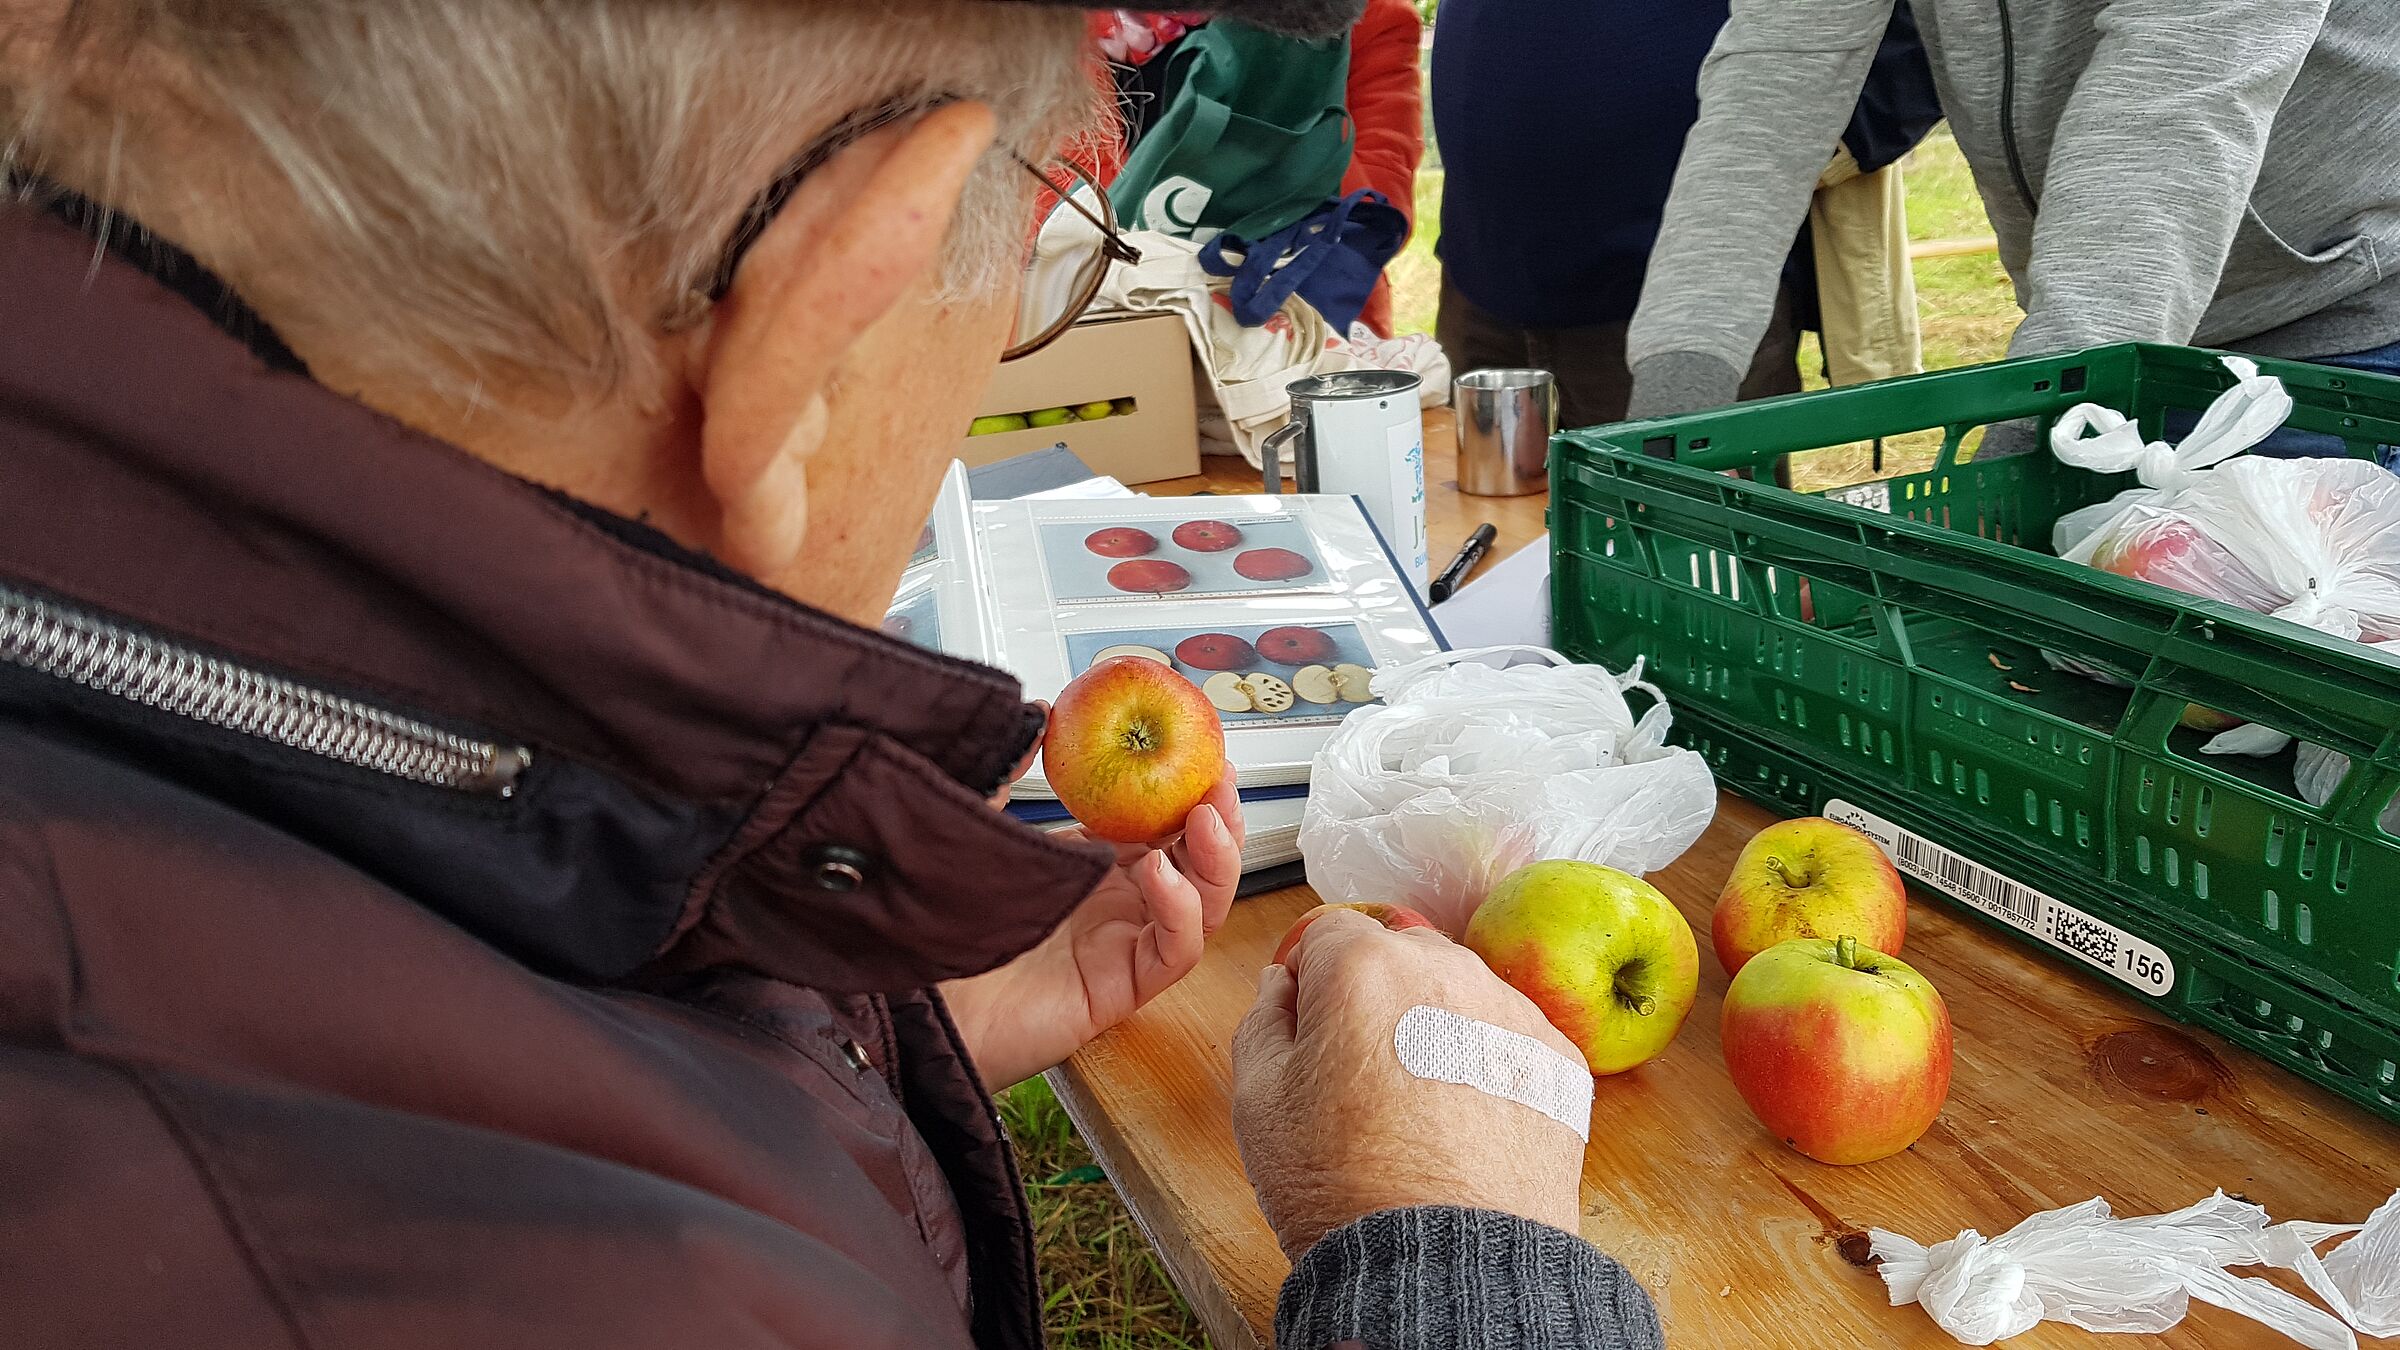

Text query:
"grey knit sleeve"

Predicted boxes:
[[1272, 1206, 1664, 1350]]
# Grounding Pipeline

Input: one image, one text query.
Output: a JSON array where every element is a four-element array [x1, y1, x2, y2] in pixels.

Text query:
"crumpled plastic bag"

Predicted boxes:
[[1296, 646, 1717, 934], [2293, 636, 2400, 833], [2048, 356, 2400, 755], [1871, 1189, 2400, 1349]]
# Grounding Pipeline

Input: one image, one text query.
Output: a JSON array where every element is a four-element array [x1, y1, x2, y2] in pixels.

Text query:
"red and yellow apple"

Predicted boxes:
[[1713, 817, 1906, 976], [1462, 860, 1699, 1076], [1273, 902, 1440, 967], [2091, 520, 2269, 731], [1721, 936, 1951, 1165], [1044, 656, 1226, 843]]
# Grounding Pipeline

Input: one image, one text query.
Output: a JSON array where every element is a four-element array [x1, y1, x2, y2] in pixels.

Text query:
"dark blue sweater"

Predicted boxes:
[[1433, 1, 1938, 329]]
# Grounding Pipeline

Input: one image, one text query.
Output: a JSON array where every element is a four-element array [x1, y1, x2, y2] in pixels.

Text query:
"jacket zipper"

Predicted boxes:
[[0, 583, 529, 797]]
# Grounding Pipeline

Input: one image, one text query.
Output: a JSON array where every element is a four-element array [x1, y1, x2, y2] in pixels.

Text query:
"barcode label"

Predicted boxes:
[[1823, 799, 2174, 996]]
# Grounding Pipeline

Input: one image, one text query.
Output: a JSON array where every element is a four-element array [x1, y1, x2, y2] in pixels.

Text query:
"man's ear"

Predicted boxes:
[[693, 100, 999, 576]]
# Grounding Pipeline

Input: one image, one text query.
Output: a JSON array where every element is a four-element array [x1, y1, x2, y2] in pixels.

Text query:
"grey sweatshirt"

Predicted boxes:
[[1626, 0, 2400, 418], [1276, 1207, 1664, 1349]]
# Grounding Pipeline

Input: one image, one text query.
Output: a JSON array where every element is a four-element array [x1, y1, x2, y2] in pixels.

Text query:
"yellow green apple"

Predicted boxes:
[[1043, 656, 1225, 844], [1027, 405, 1076, 428], [1721, 936, 1951, 1165], [1074, 401, 1116, 421], [1462, 860, 1699, 1076], [968, 413, 1030, 436], [1713, 817, 1906, 977]]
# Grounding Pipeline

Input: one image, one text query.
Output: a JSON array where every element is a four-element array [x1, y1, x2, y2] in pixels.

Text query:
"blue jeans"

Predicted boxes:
[[2173, 338, 2400, 468]]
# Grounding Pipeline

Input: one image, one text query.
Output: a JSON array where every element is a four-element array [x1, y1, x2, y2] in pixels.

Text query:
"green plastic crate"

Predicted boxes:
[[1551, 343, 2400, 1124]]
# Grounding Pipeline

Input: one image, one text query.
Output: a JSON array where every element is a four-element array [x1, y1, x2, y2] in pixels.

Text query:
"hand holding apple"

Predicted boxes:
[[944, 761, 1243, 1088], [1721, 935, 1952, 1165], [1463, 860, 1699, 1075], [1273, 902, 1440, 967], [1045, 655, 1228, 843], [1233, 908, 1586, 1261], [1713, 817, 1907, 976]]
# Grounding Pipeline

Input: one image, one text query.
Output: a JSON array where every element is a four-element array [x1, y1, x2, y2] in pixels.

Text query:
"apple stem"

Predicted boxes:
[[1834, 935, 1859, 970], [1630, 994, 1657, 1017], [1765, 856, 1811, 889]]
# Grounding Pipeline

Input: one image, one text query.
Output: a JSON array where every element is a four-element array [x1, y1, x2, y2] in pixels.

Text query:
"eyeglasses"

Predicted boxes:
[[700, 99, 1139, 363]]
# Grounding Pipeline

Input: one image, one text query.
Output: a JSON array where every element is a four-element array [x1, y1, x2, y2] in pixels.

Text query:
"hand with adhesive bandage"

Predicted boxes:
[[1231, 907, 1589, 1263]]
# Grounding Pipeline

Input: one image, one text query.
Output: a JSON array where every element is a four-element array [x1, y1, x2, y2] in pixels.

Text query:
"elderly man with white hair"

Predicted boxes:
[[0, 3, 1661, 1348]]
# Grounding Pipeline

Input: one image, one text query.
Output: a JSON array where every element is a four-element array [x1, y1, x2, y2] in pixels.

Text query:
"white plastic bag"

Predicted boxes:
[[1297, 646, 1716, 934], [1871, 1189, 2400, 1348], [2294, 637, 2400, 833], [2047, 356, 2400, 755]]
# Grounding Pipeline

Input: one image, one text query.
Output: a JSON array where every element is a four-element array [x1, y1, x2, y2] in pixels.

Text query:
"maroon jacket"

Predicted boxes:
[[0, 197, 1118, 1348]]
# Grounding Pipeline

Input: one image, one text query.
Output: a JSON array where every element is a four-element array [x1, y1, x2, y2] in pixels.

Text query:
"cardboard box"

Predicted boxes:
[[958, 312, 1200, 485]]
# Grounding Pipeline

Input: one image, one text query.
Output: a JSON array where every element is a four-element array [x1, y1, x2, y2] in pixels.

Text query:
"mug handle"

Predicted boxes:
[[1260, 421, 1303, 494]]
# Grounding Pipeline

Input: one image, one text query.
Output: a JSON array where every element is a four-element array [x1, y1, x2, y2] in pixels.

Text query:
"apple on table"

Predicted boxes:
[[1721, 936, 1952, 1165], [1714, 817, 1906, 977], [1464, 860, 1699, 1076]]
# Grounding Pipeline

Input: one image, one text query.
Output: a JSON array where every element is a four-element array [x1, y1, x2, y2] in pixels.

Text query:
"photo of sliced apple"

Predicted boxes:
[[1106, 559, 1191, 593], [1084, 526, 1157, 558], [1175, 632, 1258, 671], [1199, 671, 1254, 714], [1331, 663, 1376, 703], [1242, 672, 1296, 714], [1290, 664, 1339, 704], [1091, 644, 1172, 667]]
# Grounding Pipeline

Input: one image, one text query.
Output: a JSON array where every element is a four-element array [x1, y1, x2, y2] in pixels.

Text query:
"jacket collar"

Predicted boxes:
[[0, 197, 1111, 991]]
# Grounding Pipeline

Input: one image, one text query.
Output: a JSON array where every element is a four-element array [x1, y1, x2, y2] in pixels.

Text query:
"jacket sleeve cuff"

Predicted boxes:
[[1272, 1206, 1664, 1350], [1626, 351, 1745, 421]]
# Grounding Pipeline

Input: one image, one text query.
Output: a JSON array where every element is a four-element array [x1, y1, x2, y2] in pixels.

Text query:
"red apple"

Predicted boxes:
[[1253, 625, 1338, 665], [1713, 817, 1906, 976], [1173, 519, 1245, 553], [1462, 860, 1699, 1076], [1721, 936, 1951, 1165], [2093, 521, 2270, 731], [1273, 902, 1440, 967], [1175, 632, 1257, 671], [1086, 526, 1159, 558], [1233, 547, 1314, 582], [1044, 656, 1227, 844], [1108, 559, 1192, 594]]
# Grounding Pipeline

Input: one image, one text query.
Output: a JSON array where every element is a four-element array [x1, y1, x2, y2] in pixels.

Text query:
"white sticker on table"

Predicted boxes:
[[1823, 799, 2175, 996]]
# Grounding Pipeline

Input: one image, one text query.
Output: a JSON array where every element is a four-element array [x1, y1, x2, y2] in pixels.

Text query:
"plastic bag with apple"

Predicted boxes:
[[2047, 357, 2400, 755], [1297, 646, 1717, 934]]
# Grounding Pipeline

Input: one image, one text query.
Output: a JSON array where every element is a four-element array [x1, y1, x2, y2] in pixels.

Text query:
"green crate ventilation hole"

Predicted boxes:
[[1555, 344, 2400, 1122]]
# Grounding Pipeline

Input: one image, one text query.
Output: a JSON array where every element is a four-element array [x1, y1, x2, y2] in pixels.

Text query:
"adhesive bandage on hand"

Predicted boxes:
[[1392, 1005, 1593, 1142]]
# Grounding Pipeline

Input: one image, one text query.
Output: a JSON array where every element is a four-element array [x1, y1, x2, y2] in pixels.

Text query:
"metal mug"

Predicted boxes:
[[1262, 369, 1429, 590], [1453, 368, 1558, 497]]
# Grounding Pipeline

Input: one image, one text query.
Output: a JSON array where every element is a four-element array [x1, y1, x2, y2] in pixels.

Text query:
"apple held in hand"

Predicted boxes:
[[1721, 936, 1951, 1165], [1273, 902, 1439, 966], [1463, 860, 1699, 1076], [1713, 817, 1906, 976], [1044, 656, 1227, 844]]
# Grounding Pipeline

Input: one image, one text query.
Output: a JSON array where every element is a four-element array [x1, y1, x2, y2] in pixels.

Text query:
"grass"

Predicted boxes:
[[1002, 1077, 1213, 1349], [1004, 126, 2017, 1350]]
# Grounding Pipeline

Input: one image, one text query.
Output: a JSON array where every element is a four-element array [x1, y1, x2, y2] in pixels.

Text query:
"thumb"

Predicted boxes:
[[1230, 963, 1298, 1087]]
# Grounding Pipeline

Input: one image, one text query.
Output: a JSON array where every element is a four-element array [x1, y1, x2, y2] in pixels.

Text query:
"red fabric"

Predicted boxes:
[[1337, 0, 1425, 336]]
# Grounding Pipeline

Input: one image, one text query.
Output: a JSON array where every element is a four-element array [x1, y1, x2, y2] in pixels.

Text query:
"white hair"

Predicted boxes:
[[3, 0, 1095, 397]]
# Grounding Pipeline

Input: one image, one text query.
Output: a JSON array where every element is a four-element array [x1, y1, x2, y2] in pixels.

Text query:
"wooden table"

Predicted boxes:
[[1053, 410, 2400, 1349]]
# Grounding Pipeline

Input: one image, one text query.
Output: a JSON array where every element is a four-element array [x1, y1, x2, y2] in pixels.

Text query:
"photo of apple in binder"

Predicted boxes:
[[1063, 622, 1378, 728], [1042, 512, 1328, 603]]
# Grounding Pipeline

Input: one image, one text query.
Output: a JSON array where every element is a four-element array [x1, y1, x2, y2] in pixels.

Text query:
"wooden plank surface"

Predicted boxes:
[[1053, 410, 2400, 1349]]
